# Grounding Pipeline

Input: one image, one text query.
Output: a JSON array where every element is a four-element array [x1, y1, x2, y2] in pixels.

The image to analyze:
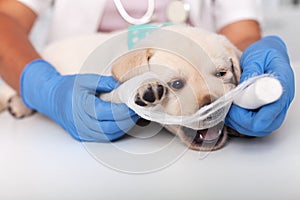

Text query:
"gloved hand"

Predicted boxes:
[[225, 36, 295, 136], [20, 59, 139, 141]]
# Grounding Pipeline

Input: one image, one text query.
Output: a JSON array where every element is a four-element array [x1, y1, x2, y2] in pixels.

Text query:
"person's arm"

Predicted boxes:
[[218, 19, 261, 51], [0, 0, 139, 141], [0, 0, 41, 92]]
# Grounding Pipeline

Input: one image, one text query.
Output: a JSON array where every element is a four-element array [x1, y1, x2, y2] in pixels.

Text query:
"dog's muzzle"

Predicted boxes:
[[182, 122, 225, 148]]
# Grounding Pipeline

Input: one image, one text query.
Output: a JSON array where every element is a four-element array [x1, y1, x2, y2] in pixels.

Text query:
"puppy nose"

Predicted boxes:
[[199, 95, 215, 109]]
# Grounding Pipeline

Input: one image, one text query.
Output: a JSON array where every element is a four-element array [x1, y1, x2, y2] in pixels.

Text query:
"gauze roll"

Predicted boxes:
[[233, 76, 283, 109]]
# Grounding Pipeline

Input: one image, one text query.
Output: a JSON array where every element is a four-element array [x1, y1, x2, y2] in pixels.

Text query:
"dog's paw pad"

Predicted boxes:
[[134, 82, 167, 107], [134, 95, 148, 106], [157, 84, 165, 100], [7, 96, 35, 118], [142, 87, 156, 103]]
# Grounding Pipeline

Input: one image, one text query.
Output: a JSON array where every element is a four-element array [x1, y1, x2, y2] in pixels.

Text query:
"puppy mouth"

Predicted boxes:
[[181, 122, 226, 151]]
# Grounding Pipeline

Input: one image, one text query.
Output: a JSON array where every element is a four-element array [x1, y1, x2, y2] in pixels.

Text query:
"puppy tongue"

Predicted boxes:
[[197, 129, 220, 141], [197, 122, 223, 141]]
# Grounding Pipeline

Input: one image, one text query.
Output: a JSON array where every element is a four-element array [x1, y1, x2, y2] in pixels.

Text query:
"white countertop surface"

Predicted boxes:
[[0, 62, 299, 200]]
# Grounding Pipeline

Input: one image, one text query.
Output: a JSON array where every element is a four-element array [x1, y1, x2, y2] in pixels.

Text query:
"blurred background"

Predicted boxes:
[[262, 0, 300, 62], [30, 0, 300, 62]]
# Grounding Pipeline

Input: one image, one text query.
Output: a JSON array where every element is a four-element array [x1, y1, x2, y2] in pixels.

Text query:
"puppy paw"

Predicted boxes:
[[134, 81, 167, 107], [8, 95, 35, 118]]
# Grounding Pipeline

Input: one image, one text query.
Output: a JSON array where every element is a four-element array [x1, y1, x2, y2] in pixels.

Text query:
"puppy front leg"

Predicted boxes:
[[99, 87, 122, 103]]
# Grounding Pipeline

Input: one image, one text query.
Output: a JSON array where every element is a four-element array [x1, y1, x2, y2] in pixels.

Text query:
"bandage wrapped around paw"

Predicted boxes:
[[117, 72, 282, 130], [82, 24, 282, 133]]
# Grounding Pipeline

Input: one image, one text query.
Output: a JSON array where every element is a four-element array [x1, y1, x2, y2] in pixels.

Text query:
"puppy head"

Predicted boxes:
[[111, 26, 241, 151]]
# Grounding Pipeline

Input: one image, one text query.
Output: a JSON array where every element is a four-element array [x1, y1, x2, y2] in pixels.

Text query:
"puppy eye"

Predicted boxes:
[[215, 71, 227, 77], [169, 79, 184, 90]]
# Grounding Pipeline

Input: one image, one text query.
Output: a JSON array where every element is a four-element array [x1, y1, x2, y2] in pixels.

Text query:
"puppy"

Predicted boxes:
[[0, 25, 242, 151]]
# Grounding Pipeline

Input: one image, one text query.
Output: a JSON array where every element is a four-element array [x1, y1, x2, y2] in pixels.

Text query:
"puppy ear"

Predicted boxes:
[[223, 41, 242, 84], [111, 48, 154, 82]]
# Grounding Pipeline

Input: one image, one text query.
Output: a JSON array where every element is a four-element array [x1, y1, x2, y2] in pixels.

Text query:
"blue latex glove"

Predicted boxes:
[[20, 59, 139, 141], [225, 36, 295, 136]]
